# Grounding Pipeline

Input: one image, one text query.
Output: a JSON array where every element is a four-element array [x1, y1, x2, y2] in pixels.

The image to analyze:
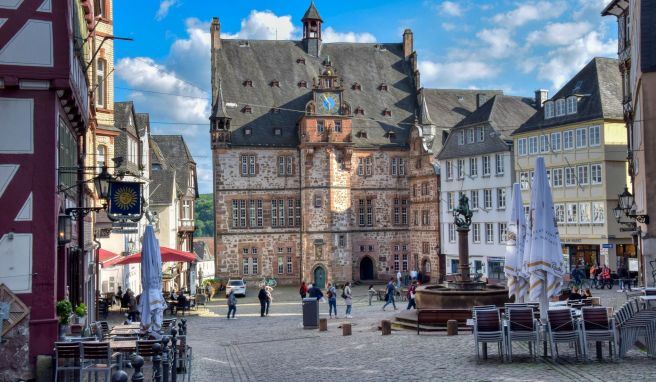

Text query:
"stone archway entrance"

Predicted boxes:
[[360, 256, 374, 280], [313, 266, 326, 288], [421, 259, 432, 283]]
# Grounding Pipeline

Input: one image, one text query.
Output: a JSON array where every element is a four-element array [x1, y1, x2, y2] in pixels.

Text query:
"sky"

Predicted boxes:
[[113, 0, 618, 194]]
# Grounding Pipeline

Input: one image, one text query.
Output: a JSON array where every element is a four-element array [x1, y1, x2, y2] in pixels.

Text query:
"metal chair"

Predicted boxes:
[[136, 339, 160, 378], [54, 342, 82, 381], [162, 318, 176, 335], [546, 309, 584, 361], [580, 307, 618, 360], [176, 335, 193, 382], [472, 308, 505, 361], [505, 307, 540, 361], [80, 341, 121, 381]]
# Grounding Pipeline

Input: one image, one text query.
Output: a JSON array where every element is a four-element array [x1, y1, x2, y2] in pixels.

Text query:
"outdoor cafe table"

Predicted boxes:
[[109, 339, 137, 353], [639, 295, 656, 308]]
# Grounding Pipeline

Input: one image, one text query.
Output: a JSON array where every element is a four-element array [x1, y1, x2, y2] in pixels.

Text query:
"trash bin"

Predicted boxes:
[[302, 298, 319, 329]]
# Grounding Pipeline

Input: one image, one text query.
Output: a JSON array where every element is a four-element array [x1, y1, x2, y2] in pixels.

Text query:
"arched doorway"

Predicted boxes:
[[313, 266, 326, 288], [421, 259, 432, 283], [360, 256, 374, 280]]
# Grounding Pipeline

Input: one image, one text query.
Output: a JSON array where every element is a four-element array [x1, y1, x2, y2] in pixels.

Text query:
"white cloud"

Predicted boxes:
[[441, 22, 456, 31], [322, 27, 376, 43], [220, 10, 296, 40], [476, 28, 517, 59], [440, 1, 463, 17], [526, 22, 593, 46], [492, 1, 567, 29], [533, 31, 617, 89], [155, 0, 178, 21], [168, 18, 211, 88], [419, 60, 500, 87]]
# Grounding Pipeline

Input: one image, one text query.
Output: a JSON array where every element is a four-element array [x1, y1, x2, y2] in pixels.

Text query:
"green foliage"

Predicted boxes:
[[74, 303, 87, 318], [194, 193, 214, 237], [56, 300, 73, 325]]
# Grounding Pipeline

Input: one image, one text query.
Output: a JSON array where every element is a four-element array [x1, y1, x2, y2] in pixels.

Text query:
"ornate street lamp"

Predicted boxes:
[[619, 186, 634, 211], [616, 186, 649, 224], [613, 202, 624, 223], [58, 213, 72, 244], [93, 166, 112, 200]]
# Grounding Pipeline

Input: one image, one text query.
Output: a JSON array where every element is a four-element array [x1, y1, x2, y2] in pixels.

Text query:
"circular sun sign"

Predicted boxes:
[[113, 186, 138, 210]]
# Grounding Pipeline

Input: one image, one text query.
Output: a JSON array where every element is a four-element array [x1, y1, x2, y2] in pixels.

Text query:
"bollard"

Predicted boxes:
[[181, 319, 187, 335], [178, 322, 183, 336], [381, 320, 392, 335], [171, 328, 178, 382], [152, 342, 162, 382], [446, 320, 458, 336], [342, 323, 352, 336], [131, 355, 145, 382], [161, 336, 170, 382], [111, 370, 129, 382], [319, 318, 328, 331]]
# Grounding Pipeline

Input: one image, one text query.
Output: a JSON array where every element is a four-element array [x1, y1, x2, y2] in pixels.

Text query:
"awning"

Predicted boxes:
[[99, 249, 122, 268], [111, 246, 196, 266]]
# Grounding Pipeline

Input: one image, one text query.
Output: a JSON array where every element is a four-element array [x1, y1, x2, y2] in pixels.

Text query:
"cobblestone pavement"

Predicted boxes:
[[167, 284, 654, 382]]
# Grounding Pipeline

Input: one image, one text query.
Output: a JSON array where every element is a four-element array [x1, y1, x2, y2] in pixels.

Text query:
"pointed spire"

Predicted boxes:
[[213, 79, 230, 119], [302, 1, 323, 22]]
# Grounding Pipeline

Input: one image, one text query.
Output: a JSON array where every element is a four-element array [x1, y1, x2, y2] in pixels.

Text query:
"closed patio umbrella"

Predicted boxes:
[[523, 157, 565, 319], [504, 183, 529, 302], [138, 225, 167, 336]]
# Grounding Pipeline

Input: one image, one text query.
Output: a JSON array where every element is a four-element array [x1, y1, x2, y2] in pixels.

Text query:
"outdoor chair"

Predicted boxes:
[[80, 341, 121, 381], [175, 335, 193, 382], [54, 342, 82, 381], [98, 321, 110, 340], [472, 308, 505, 361], [162, 318, 176, 335], [616, 301, 656, 357], [136, 339, 160, 377], [196, 294, 207, 309], [580, 307, 618, 360], [472, 305, 497, 314], [546, 309, 584, 361], [505, 307, 540, 361]]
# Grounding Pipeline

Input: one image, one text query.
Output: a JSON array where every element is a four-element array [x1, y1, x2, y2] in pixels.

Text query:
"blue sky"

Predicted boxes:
[[113, 0, 618, 194]]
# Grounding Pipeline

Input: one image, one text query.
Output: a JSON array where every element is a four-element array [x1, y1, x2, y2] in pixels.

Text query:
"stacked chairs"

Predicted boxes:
[[136, 339, 161, 377], [176, 335, 193, 382], [54, 342, 82, 381], [580, 307, 618, 360], [162, 318, 176, 335], [506, 307, 540, 361], [472, 307, 505, 361], [80, 342, 121, 381], [546, 309, 584, 361], [615, 298, 656, 357]]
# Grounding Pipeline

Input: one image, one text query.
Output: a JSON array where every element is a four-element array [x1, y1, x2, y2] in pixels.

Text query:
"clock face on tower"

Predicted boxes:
[[317, 92, 340, 115]]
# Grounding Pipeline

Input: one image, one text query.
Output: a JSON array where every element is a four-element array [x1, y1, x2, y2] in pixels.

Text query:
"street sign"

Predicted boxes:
[[112, 229, 138, 234], [112, 222, 138, 228], [602, 244, 613, 249]]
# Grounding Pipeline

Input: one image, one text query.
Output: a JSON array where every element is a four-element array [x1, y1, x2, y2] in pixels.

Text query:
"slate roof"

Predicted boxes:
[[302, 2, 322, 21], [135, 113, 150, 137], [421, 89, 503, 128], [151, 135, 198, 199], [149, 138, 175, 205], [193, 239, 215, 261], [437, 95, 536, 160], [114, 101, 140, 173], [213, 39, 416, 148], [513, 57, 622, 135]]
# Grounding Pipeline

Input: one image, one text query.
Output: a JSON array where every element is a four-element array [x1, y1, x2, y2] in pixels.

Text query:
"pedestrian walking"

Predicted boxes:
[[382, 278, 397, 311], [589, 265, 597, 288], [396, 271, 402, 288], [227, 290, 237, 319], [367, 284, 376, 306], [406, 281, 417, 310], [343, 282, 353, 318], [265, 285, 273, 315], [327, 283, 337, 318], [299, 281, 308, 299], [308, 283, 323, 300], [258, 285, 268, 317]]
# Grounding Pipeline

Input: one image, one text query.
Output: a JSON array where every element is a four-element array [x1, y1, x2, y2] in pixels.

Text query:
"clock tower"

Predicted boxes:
[[302, 1, 322, 56]]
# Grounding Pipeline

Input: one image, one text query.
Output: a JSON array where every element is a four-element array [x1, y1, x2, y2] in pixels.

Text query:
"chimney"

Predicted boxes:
[[210, 17, 221, 104], [476, 93, 488, 108], [535, 89, 548, 108], [403, 29, 413, 59]]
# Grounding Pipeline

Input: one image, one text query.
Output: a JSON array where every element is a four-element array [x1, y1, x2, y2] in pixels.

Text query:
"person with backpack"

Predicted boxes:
[[227, 290, 237, 319], [343, 282, 353, 318], [258, 285, 268, 317], [382, 278, 397, 311], [406, 280, 417, 310], [299, 281, 308, 299], [327, 282, 337, 318]]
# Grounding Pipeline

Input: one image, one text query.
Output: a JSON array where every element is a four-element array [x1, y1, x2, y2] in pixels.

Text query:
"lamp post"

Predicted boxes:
[[615, 186, 650, 287]]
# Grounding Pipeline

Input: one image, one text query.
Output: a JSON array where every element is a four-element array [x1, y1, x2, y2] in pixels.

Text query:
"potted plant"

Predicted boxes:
[[69, 303, 87, 335], [56, 300, 72, 340]]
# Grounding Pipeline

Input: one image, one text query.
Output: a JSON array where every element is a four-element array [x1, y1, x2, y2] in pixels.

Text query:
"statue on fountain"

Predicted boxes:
[[453, 194, 473, 228]]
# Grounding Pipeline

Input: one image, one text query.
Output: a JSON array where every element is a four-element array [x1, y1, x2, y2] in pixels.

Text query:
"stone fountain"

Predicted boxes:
[[414, 194, 510, 310]]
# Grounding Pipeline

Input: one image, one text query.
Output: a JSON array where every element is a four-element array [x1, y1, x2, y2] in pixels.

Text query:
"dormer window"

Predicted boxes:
[[352, 82, 362, 91], [379, 83, 388, 91], [296, 58, 306, 64], [382, 108, 392, 117], [273, 128, 282, 136], [238, 40, 250, 47], [555, 99, 566, 116], [271, 80, 280, 87], [566, 96, 577, 115], [354, 106, 364, 115], [270, 108, 280, 113], [544, 101, 554, 119], [243, 80, 253, 87], [386, 131, 396, 140], [357, 131, 368, 138], [242, 105, 252, 114], [244, 127, 252, 136], [298, 80, 307, 88]]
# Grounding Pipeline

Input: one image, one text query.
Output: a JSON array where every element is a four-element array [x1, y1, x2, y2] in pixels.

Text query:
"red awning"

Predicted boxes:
[[99, 249, 122, 268], [111, 246, 196, 266]]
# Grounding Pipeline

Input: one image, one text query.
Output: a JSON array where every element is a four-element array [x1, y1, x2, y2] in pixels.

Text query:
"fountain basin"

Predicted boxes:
[[415, 283, 511, 310]]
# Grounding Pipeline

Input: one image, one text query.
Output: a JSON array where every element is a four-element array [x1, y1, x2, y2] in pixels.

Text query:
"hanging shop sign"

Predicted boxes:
[[107, 181, 143, 221]]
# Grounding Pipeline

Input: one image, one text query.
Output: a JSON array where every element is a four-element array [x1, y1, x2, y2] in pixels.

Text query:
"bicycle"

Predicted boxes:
[[259, 276, 277, 288]]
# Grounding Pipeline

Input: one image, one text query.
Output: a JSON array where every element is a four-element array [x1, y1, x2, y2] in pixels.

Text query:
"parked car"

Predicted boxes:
[[226, 279, 247, 297]]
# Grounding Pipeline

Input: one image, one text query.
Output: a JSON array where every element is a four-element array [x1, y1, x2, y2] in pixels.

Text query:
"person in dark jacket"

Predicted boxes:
[[382, 278, 397, 311], [299, 281, 308, 299], [258, 285, 268, 317], [308, 283, 323, 300]]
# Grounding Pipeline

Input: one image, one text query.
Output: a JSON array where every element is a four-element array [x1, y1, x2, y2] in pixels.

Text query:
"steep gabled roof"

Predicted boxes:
[[149, 138, 176, 205], [302, 1, 323, 21], [135, 113, 150, 137], [421, 89, 503, 128], [151, 135, 198, 198], [513, 57, 622, 135], [114, 101, 140, 173]]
